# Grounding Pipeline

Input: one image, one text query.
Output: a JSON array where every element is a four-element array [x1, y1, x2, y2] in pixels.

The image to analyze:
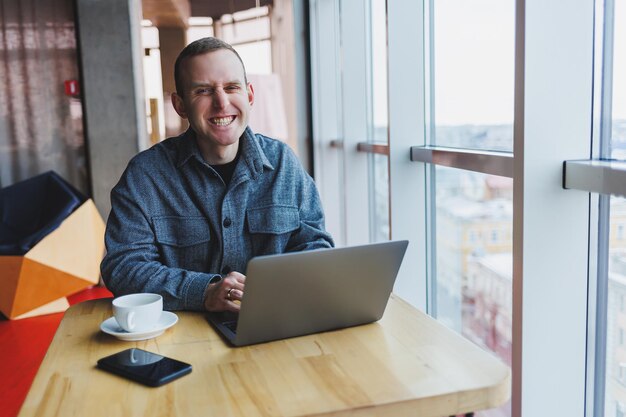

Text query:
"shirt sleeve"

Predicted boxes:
[[100, 162, 216, 311], [284, 151, 335, 252]]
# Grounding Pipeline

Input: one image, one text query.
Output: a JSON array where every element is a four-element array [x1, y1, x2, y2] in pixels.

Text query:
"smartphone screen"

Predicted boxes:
[[97, 348, 192, 387]]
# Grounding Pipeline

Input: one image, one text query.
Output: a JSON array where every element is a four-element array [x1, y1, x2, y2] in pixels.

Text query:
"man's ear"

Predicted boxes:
[[171, 92, 188, 119], [247, 83, 255, 106]]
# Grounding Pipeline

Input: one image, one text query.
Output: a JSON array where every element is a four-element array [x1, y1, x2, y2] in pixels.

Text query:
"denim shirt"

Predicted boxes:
[[101, 127, 334, 311]]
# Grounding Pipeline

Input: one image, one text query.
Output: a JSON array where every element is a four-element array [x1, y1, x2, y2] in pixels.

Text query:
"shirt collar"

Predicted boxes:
[[176, 129, 202, 168], [176, 127, 274, 179], [238, 127, 274, 180]]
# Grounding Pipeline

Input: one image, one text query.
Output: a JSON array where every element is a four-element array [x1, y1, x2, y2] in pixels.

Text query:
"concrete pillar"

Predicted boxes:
[[158, 27, 188, 137], [76, 0, 147, 218]]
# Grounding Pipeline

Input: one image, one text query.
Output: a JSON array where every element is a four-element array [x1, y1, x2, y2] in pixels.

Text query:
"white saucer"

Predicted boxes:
[[100, 311, 178, 341]]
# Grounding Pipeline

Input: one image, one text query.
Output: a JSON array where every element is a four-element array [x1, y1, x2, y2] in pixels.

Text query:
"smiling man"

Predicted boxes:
[[101, 37, 334, 313]]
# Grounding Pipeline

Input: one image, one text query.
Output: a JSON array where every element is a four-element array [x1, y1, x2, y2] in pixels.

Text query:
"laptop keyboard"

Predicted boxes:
[[223, 320, 238, 334]]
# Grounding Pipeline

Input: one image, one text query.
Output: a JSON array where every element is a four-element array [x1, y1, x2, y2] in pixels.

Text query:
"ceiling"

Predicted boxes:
[[142, 0, 273, 28]]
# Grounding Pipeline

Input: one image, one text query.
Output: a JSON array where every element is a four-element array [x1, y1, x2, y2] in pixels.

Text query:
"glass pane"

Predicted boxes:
[[435, 166, 512, 417], [0, 0, 88, 192], [221, 16, 271, 45], [369, 0, 389, 243], [187, 24, 215, 43], [605, 197, 626, 416], [600, 4, 626, 416], [234, 41, 272, 75], [611, 0, 626, 159], [432, 0, 515, 152], [228, 6, 269, 22], [371, 0, 388, 132], [371, 153, 389, 242]]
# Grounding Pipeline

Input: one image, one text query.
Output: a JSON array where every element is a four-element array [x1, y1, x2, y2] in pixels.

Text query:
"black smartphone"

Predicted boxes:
[[97, 348, 192, 387]]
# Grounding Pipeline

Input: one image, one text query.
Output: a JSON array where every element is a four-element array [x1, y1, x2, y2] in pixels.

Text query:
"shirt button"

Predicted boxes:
[[223, 217, 232, 228], [221, 266, 231, 275]]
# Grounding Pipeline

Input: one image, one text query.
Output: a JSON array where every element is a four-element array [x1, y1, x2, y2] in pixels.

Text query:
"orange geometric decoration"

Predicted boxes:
[[0, 200, 105, 319]]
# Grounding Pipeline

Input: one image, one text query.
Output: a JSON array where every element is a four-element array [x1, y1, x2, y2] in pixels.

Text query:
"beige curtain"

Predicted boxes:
[[0, 0, 88, 194]]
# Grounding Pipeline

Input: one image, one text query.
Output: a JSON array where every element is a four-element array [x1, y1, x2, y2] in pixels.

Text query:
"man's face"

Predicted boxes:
[[173, 49, 254, 155]]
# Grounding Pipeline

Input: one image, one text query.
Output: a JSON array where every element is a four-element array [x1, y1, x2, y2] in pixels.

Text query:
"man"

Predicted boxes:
[[101, 37, 334, 313]]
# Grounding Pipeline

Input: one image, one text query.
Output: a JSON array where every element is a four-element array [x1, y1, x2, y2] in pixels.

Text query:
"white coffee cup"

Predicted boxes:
[[112, 293, 163, 333]]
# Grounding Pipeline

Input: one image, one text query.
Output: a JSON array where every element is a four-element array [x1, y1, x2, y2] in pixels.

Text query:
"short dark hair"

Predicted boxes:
[[174, 37, 248, 96]]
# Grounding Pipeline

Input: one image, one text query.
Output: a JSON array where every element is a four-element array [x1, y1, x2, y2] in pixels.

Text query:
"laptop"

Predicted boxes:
[[207, 240, 408, 346]]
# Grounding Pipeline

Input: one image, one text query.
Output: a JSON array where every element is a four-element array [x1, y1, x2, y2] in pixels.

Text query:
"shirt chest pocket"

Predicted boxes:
[[153, 216, 211, 271], [246, 205, 300, 235]]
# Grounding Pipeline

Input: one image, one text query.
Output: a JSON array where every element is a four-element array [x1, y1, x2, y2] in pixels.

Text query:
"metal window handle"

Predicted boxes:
[[328, 139, 390, 156], [410, 145, 513, 178]]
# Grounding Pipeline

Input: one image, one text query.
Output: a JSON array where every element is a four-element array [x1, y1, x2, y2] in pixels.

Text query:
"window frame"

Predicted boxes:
[[561, 0, 626, 416], [309, 0, 382, 247], [312, 0, 598, 415], [389, 0, 594, 416]]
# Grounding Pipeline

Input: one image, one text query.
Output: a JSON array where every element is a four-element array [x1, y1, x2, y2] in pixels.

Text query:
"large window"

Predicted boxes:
[[310, 0, 390, 247], [400, 0, 595, 414], [312, 0, 597, 415], [370, 0, 390, 242], [218, 7, 272, 75], [429, 3, 515, 416]]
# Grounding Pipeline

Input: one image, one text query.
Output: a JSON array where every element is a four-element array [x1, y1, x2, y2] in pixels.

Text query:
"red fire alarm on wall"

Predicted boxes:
[[64, 80, 80, 97]]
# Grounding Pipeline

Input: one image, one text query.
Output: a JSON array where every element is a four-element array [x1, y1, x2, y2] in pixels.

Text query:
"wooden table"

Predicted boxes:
[[18, 295, 510, 417]]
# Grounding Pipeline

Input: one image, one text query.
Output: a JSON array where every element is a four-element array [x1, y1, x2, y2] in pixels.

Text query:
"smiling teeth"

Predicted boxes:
[[211, 116, 235, 126]]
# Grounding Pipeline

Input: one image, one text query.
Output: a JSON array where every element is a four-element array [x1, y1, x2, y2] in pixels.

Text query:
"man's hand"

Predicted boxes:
[[203, 271, 246, 312]]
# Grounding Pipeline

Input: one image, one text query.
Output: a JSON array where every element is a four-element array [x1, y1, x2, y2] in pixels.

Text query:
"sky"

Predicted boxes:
[[372, 0, 388, 129], [614, 0, 626, 120], [432, 0, 626, 125], [371, 0, 515, 128], [433, 0, 515, 126]]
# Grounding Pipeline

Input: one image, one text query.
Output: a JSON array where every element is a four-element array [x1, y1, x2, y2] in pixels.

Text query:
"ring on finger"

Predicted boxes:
[[226, 288, 235, 300]]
